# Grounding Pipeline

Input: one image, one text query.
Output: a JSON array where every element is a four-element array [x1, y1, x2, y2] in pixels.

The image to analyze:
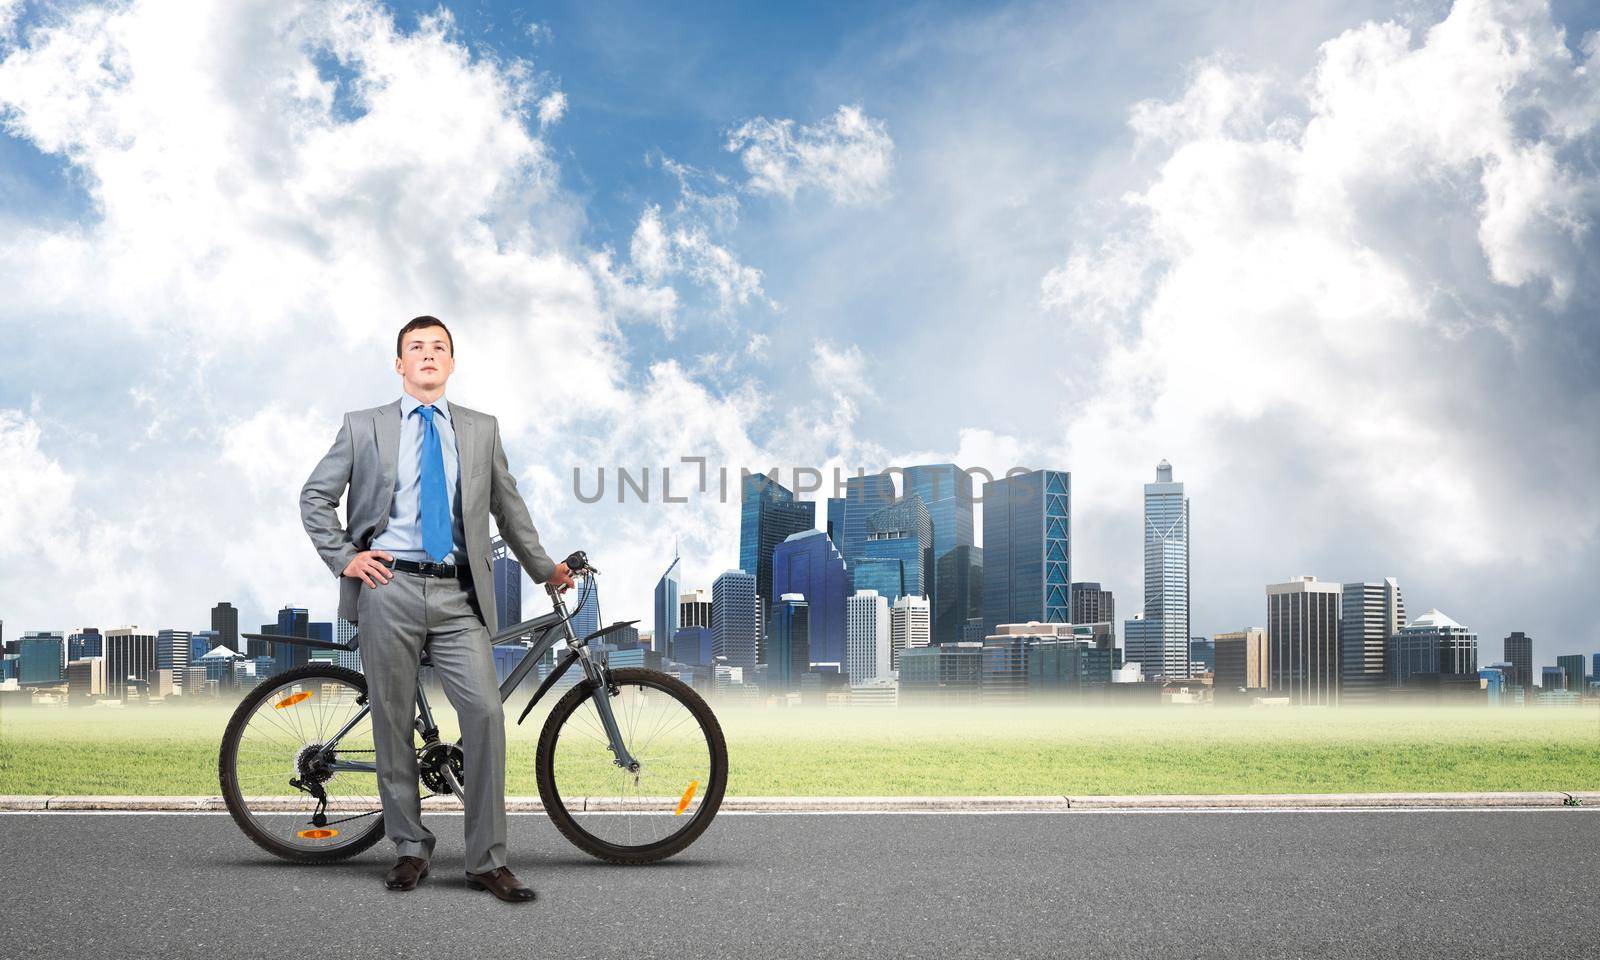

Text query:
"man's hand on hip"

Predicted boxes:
[[343, 550, 395, 588]]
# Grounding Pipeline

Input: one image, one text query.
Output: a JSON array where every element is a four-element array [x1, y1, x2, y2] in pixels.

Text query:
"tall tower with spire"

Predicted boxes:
[[653, 539, 682, 655], [1126, 460, 1191, 679]]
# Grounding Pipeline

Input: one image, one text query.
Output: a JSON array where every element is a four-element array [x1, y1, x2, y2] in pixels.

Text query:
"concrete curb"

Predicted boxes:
[[3, 792, 1595, 813]]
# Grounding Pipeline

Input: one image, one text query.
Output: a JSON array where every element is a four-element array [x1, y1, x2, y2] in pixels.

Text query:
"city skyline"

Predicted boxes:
[[5, 454, 1596, 687], [3, 0, 1598, 683]]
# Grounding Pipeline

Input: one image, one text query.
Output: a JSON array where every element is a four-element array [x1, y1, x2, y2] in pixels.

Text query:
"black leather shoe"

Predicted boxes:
[[385, 856, 430, 891], [464, 866, 536, 903]]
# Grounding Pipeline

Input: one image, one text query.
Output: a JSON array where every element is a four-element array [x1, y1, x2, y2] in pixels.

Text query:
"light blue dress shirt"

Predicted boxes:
[[371, 391, 467, 564]]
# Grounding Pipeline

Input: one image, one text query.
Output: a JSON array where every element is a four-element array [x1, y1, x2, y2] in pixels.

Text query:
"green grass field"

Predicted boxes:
[[1, 699, 1596, 796]]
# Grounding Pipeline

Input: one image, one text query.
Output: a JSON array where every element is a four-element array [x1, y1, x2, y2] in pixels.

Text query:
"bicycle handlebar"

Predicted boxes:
[[562, 549, 598, 576]]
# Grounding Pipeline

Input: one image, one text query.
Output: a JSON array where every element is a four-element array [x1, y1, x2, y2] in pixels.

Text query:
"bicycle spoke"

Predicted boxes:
[[547, 676, 717, 852], [225, 670, 385, 855]]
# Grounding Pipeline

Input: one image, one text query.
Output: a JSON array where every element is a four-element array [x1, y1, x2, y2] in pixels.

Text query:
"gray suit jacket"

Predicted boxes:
[[300, 398, 559, 636]]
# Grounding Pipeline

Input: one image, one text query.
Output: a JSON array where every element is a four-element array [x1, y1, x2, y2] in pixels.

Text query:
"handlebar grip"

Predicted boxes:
[[556, 550, 595, 572]]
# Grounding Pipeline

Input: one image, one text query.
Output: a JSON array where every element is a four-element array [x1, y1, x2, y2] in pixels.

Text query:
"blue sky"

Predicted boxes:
[[2, 0, 1598, 673]]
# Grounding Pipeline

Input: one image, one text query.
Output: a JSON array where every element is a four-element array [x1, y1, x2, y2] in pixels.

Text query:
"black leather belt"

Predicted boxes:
[[383, 557, 472, 581]]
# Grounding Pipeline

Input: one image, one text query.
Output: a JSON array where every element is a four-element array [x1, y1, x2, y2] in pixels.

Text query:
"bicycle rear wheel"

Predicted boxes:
[[218, 663, 388, 862], [536, 667, 727, 864]]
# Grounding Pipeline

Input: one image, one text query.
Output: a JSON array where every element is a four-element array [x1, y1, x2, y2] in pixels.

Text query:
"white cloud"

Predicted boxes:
[[0, 0, 20, 44], [0, 0, 789, 634], [629, 203, 673, 281], [626, 198, 771, 319], [1044, 0, 1600, 635], [726, 103, 895, 205], [536, 89, 566, 127]]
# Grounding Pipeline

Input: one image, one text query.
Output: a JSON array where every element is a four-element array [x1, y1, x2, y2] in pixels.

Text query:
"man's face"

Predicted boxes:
[[395, 326, 455, 392]]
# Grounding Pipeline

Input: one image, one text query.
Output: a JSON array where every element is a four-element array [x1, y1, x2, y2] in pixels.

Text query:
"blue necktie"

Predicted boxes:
[[416, 405, 452, 563]]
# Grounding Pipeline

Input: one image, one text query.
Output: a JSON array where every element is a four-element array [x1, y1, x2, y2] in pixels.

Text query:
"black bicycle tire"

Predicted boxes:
[[535, 667, 728, 864], [218, 662, 388, 863]]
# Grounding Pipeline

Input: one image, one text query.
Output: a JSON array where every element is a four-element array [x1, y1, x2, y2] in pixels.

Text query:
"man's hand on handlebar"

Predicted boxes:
[[546, 561, 576, 593], [342, 549, 394, 589]]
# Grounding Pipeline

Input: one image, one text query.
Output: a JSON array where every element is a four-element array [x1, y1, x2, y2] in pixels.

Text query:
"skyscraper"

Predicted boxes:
[[851, 556, 904, 601], [890, 594, 931, 670], [653, 548, 681, 656], [1503, 632, 1533, 689], [569, 577, 602, 640], [1213, 628, 1269, 693], [156, 629, 192, 694], [1266, 576, 1342, 704], [491, 535, 522, 633], [679, 588, 713, 630], [904, 464, 976, 645], [712, 569, 758, 669], [1556, 654, 1586, 693], [933, 545, 982, 646], [67, 627, 102, 660], [826, 497, 847, 548], [846, 590, 891, 684], [335, 617, 361, 672], [863, 494, 933, 598], [839, 473, 897, 566], [1071, 583, 1115, 631], [768, 594, 810, 693], [17, 632, 63, 686], [273, 606, 310, 677], [189, 630, 219, 662], [771, 529, 852, 670], [739, 473, 816, 612], [1339, 578, 1405, 704], [980, 470, 1070, 635], [671, 626, 713, 667], [1137, 460, 1190, 679], [211, 602, 240, 653], [1389, 610, 1478, 687], [103, 626, 157, 700], [903, 465, 976, 565]]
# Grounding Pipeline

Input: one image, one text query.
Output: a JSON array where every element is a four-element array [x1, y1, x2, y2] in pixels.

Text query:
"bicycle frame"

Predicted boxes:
[[302, 575, 641, 787]]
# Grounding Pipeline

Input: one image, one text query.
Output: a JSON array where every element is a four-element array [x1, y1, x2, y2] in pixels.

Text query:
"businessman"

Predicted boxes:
[[300, 315, 574, 902]]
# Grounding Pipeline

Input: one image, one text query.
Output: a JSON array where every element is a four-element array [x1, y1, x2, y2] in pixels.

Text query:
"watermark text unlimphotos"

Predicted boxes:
[[570, 461, 1051, 505]]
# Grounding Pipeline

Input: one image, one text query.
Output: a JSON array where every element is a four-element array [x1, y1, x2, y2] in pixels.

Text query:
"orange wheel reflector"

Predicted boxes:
[[674, 780, 699, 816], [297, 828, 338, 839], [274, 691, 314, 709]]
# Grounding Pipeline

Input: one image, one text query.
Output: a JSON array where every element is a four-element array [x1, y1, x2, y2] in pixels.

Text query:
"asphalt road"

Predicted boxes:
[[1, 810, 1596, 958]]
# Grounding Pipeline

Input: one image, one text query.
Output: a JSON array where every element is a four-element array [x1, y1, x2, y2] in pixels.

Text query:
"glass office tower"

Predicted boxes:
[[771, 529, 852, 670], [904, 464, 976, 645], [851, 556, 905, 602], [768, 594, 810, 693], [739, 472, 816, 660], [654, 550, 681, 656], [933, 545, 982, 646], [739, 473, 817, 605], [712, 569, 759, 669], [839, 473, 897, 567], [491, 535, 522, 632], [980, 470, 1071, 635], [862, 494, 933, 598], [1136, 460, 1190, 679]]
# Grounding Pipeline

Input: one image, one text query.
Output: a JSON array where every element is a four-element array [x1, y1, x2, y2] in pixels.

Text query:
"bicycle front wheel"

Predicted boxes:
[[536, 667, 727, 864], [218, 663, 388, 862]]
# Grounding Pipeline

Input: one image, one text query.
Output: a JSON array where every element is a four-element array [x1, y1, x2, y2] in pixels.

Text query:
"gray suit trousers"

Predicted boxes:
[[357, 567, 507, 874]]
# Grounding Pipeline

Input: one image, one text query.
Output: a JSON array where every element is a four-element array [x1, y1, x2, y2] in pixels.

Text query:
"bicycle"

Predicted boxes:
[[217, 550, 727, 865]]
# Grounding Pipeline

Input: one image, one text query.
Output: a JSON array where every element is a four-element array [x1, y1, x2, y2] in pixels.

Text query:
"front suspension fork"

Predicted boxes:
[[582, 657, 640, 770]]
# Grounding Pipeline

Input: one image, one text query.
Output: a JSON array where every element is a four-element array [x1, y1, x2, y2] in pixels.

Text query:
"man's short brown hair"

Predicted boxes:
[[396, 316, 454, 357]]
